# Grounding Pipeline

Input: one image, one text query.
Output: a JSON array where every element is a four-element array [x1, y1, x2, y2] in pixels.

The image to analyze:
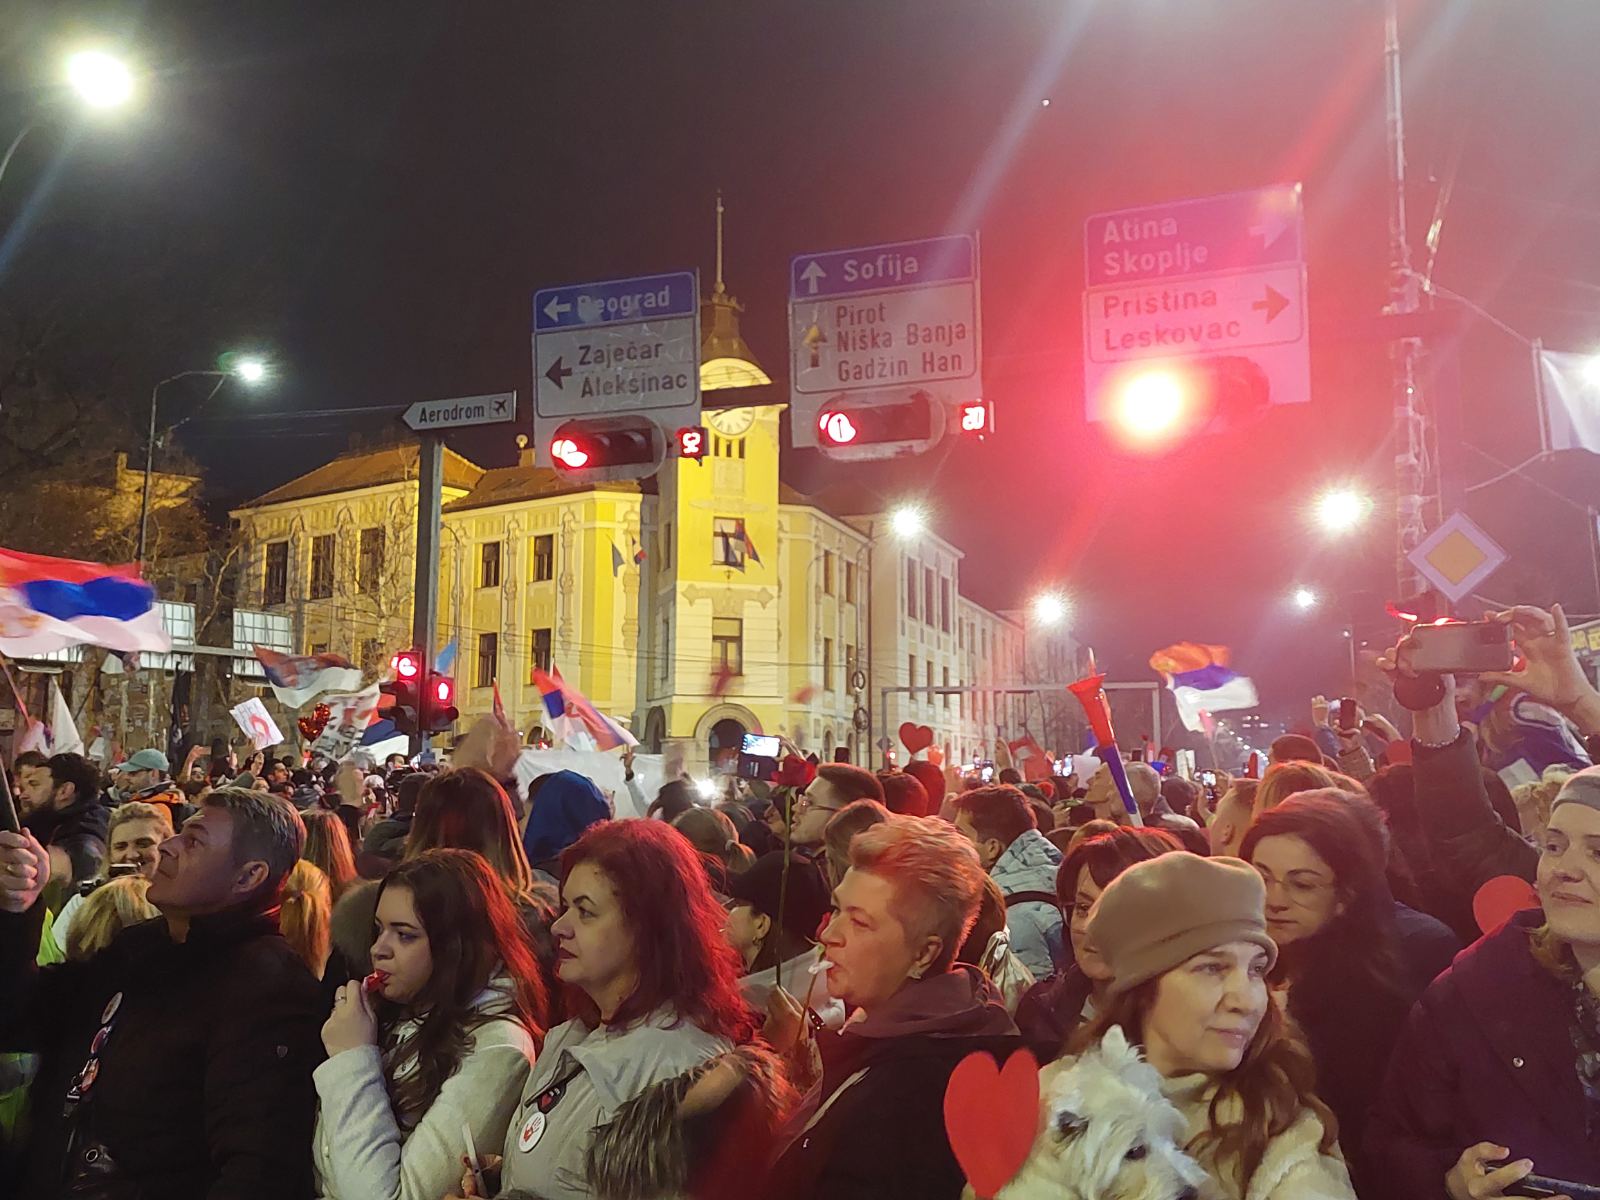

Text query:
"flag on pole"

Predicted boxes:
[[632, 540, 646, 565], [1149, 642, 1259, 733], [0, 547, 170, 657], [742, 527, 762, 567], [1537, 347, 1600, 453], [532, 666, 637, 751], [252, 646, 364, 709], [435, 639, 458, 676], [47, 680, 84, 756], [611, 543, 625, 578]]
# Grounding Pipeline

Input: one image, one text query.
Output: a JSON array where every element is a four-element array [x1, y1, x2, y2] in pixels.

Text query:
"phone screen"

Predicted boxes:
[[1338, 698, 1358, 732], [0, 762, 18, 835], [741, 734, 781, 759]]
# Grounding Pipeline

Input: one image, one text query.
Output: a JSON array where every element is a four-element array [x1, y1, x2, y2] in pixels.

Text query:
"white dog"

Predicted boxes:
[[992, 1026, 1206, 1200]]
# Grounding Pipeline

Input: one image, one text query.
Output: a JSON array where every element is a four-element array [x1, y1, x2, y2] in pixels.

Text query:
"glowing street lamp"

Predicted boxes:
[[1312, 486, 1373, 535], [890, 505, 926, 540], [1031, 592, 1069, 626], [233, 356, 269, 385], [1292, 586, 1320, 612], [65, 50, 135, 110]]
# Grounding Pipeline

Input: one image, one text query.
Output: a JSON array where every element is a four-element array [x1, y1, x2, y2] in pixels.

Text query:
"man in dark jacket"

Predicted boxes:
[[22, 751, 110, 896], [0, 786, 324, 1200]]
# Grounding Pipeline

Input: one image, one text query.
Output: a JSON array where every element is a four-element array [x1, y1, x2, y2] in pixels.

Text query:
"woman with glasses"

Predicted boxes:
[[1239, 789, 1417, 1186]]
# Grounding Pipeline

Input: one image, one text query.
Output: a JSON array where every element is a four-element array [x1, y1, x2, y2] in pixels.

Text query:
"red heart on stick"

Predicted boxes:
[[1473, 874, 1539, 936], [943, 1049, 1040, 1199], [899, 722, 935, 755]]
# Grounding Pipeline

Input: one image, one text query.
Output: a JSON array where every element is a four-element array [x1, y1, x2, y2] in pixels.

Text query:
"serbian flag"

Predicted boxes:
[[1008, 734, 1051, 781], [0, 547, 170, 657], [532, 665, 637, 751], [253, 646, 363, 709], [742, 528, 762, 567], [1149, 642, 1259, 733]]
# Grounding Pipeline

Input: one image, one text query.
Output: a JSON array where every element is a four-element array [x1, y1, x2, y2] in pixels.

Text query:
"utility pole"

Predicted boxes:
[[411, 435, 443, 759], [1384, 0, 1431, 597]]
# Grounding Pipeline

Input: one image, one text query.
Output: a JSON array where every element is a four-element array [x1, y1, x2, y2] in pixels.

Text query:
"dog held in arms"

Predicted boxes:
[[988, 1026, 1205, 1200]]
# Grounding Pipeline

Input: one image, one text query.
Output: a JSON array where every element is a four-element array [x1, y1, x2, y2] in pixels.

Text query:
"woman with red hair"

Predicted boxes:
[[479, 819, 766, 1200]]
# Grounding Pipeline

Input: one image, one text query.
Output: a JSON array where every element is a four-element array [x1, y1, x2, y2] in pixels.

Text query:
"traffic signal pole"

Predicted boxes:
[[412, 433, 443, 759]]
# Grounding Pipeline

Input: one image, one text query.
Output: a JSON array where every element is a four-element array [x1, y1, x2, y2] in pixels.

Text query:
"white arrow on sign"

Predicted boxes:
[[543, 296, 573, 323], [799, 261, 826, 295]]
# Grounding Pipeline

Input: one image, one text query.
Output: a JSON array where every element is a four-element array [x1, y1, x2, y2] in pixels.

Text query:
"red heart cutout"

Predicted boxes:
[[1473, 874, 1539, 936], [899, 722, 935, 755], [943, 1049, 1039, 1199]]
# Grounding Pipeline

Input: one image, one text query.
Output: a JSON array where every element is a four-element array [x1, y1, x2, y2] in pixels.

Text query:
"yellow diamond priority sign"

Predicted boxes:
[[1407, 512, 1507, 604]]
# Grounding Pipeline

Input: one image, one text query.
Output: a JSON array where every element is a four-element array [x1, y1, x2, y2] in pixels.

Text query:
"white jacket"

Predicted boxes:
[[312, 986, 537, 1200]]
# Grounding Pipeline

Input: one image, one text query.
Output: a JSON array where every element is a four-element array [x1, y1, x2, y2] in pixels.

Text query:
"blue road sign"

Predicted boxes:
[[533, 271, 697, 332], [789, 235, 976, 301], [1083, 185, 1303, 288]]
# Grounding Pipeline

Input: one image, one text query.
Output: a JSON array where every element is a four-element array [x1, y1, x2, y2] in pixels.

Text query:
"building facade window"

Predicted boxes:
[[905, 560, 918, 619], [927, 660, 935, 705], [942, 665, 951, 708], [844, 561, 857, 604], [358, 527, 385, 595], [940, 579, 951, 633], [924, 568, 935, 627], [531, 627, 552, 676], [712, 617, 743, 674], [476, 632, 498, 688], [662, 523, 672, 569], [713, 518, 746, 568], [263, 541, 289, 606], [309, 534, 334, 600], [658, 615, 670, 684], [532, 534, 554, 582], [481, 541, 502, 588], [823, 638, 834, 692], [822, 551, 835, 595], [908, 654, 917, 703]]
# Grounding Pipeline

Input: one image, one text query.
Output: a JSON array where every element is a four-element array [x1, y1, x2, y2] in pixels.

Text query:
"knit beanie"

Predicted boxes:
[[1087, 852, 1277, 995], [1552, 765, 1600, 816]]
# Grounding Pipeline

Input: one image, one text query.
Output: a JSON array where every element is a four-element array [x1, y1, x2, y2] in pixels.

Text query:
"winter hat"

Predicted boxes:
[[1088, 852, 1277, 995], [1552, 765, 1600, 816], [522, 770, 610, 864]]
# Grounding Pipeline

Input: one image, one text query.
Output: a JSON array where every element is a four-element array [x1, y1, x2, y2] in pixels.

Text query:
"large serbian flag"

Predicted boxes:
[[253, 646, 363, 709], [1149, 642, 1259, 733], [0, 547, 171, 657], [532, 665, 637, 751]]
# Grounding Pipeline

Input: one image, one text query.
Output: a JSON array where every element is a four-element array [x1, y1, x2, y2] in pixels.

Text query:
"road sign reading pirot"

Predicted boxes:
[[1407, 512, 1507, 604], [402, 392, 516, 432], [533, 271, 699, 418], [787, 235, 980, 450], [1083, 185, 1308, 421]]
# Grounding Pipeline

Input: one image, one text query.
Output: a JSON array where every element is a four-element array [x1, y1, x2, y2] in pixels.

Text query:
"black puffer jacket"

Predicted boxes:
[[0, 899, 324, 1200]]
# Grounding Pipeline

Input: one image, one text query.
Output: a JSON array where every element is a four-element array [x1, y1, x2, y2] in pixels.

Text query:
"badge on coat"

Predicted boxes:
[[101, 992, 123, 1024], [518, 1111, 546, 1153]]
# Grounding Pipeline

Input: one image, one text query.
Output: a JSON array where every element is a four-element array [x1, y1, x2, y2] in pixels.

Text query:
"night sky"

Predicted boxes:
[[3, 0, 1598, 727]]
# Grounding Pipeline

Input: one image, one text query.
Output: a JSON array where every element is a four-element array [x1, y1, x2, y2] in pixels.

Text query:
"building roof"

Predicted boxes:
[[442, 461, 641, 513], [234, 445, 485, 509]]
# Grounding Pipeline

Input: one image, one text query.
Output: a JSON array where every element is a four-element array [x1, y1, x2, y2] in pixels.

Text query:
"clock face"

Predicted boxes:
[[706, 407, 756, 437]]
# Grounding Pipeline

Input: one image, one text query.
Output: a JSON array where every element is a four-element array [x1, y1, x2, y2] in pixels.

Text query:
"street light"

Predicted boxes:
[[890, 505, 926, 540], [1312, 486, 1373, 535], [0, 48, 136, 196], [1292, 586, 1320, 611], [1030, 591, 1069, 626], [65, 50, 135, 110], [137, 357, 272, 563]]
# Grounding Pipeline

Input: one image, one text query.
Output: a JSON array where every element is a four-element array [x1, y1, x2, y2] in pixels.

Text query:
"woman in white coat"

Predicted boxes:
[[313, 848, 547, 1200]]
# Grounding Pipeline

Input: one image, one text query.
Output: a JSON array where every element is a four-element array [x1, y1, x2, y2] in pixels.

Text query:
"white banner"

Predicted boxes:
[[513, 748, 665, 820], [310, 683, 382, 760], [1539, 348, 1600, 454], [230, 698, 284, 751]]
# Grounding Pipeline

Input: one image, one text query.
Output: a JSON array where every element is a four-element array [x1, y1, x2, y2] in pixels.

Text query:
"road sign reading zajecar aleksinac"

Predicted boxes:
[[402, 391, 517, 433], [788, 234, 980, 449], [1082, 184, 1308, 422]]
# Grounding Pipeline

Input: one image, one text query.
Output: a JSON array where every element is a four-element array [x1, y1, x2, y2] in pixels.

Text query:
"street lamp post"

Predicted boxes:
[[137, 359, 268, 563], [0, 50, 135, 196]]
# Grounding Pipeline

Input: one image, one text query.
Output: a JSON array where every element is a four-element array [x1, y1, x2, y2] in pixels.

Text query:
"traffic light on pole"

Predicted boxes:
[[423, 672, 458, 733], [813, 390, 948, 461], [1102, 355, 1270, 452], [676, 426, 707, 459], [549, 419, 658, 476], [382, 649, 422, 736]]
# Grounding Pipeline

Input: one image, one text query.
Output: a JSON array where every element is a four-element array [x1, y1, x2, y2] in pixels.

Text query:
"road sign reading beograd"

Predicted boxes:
[[787, 234, 981, 449], [531, 270, 700, 466], [1082, 184, 1308, 421]]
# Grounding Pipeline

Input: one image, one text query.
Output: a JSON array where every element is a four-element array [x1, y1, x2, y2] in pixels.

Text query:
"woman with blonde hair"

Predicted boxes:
[[64, 875, 158, 961], [1007, 853, 1354, 1200], [301, 807, 358, 901], [1252, 760, 1338, 819], [281, 859, 333, 979]]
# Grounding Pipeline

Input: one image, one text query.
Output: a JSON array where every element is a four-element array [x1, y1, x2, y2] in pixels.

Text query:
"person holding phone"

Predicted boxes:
[[312, 849, 544, 1200], [1363, 767, 1600, 1198]]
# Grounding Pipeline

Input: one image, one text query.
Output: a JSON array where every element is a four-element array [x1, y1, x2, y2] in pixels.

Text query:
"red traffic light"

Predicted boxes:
[[676, 426, 707, 459], [819, 410, 859, 445], [1102, 356, 1269, 452], [958, 402, 990, 433], [551, 437, 591, 469], [548, 421, 657, 472], [817, 392, 935, 447], [432, 676, 454, 705], [391, 650, 421, 680]]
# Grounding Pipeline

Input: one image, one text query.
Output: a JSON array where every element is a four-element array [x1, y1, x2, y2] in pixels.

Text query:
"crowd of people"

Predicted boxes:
[[0, 602, 1596, 1199]]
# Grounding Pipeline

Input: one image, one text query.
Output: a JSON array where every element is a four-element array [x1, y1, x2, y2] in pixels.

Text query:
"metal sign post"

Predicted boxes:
[[411, 435, 443, 759]]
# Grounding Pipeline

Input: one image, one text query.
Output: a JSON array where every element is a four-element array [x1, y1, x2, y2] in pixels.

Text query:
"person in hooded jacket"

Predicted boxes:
[[950, 784, 1065, 977], [766, 815, 1022, 1200], [521, 769, 610, 886], [1363, 766, 1600, 1199], [313, 849, 545, 1200]]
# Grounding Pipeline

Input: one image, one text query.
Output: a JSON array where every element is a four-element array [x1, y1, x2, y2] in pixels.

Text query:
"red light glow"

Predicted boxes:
[[819, 411, 858, 444], [391, 652, 421, 679], [959, 402, 988, 432], [551, 437, 590, 469]]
